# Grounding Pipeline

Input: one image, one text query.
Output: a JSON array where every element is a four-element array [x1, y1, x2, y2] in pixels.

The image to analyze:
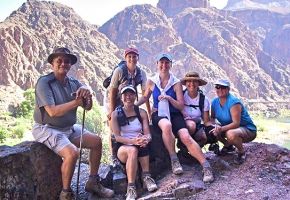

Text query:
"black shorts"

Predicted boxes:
[[151, 112, 187, 137], [115, 142, 149, 158]]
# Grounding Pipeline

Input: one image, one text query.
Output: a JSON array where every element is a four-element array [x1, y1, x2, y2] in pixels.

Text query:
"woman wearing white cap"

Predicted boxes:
[[136, 53, 214, 183], [211, 79, 257, 164], [111, 85, 157, 200]]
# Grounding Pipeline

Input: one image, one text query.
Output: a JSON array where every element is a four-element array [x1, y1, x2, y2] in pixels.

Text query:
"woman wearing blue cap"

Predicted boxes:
[[136, 53, 214, 183], [210, 79, 257, 164]]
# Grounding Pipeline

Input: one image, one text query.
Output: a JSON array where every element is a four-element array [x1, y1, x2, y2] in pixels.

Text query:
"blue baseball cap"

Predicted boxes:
[[156, 53, 172, 62], [214, 79, 230, 87]]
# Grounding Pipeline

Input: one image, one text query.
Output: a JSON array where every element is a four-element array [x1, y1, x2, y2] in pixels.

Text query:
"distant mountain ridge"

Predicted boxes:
[[225, 0, 290, 14]]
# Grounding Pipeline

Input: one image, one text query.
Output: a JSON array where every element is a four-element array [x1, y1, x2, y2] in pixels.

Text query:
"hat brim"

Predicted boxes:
[[181, 77, 207, 86], [47, 53, 77, 65], [121, 87, 136, 94]]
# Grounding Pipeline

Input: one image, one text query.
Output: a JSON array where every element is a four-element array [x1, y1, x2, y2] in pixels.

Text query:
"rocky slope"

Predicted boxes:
[[225, 2, 290, 68], [0, 0, 121, 109], [71, 142, 290, 199], [0, 0, 290, 113], [100, 0, 289, 99]]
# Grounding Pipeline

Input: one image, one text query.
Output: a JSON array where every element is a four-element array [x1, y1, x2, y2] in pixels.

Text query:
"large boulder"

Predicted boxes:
[[0, 141, 62, 200]]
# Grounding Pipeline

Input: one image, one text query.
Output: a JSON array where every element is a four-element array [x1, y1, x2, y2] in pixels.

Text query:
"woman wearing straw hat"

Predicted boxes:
[[180, 72, 212, 147]]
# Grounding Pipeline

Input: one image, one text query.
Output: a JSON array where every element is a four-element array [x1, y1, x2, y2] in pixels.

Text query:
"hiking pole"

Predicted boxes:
[[76, 108, 86, 200]]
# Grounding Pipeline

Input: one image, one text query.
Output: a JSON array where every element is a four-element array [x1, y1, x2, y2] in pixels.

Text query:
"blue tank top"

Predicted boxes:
[[211, 93, 257, 132], [152, 85, 179, 113]]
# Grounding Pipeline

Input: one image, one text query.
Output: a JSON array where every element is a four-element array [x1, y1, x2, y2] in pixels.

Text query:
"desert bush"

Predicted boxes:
[[14, 88, 35, 118], [0, 127, 8, 143], [76, 103, 110, 163]]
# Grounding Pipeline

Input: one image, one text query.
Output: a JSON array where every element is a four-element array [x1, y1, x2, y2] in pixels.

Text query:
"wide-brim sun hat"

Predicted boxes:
[[156, 53, 172, 62], [120, 85, 136, 94], [47, 47, 77, 65], [124, 47, 139, 57], [214, 79, 230, 87], [181, 72, 207, 86]]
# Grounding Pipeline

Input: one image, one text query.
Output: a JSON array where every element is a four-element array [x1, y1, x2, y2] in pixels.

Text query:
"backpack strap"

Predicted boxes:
[[116, 105, 143, 127], [198, 90, 205, 119], [133, 105, 142, 125], [183, 89, 205, 117], [116, 105, 129, 127]]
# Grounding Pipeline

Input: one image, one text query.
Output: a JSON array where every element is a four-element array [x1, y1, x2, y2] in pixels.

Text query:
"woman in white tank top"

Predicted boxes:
[[111, 85, 157, 199]]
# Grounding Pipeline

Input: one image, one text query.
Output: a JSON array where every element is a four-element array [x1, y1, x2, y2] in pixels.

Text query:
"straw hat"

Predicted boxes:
[[181, 72, 207, 86]]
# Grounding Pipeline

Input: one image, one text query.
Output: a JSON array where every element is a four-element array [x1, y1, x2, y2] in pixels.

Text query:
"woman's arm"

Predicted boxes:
[[136, 109, 152, 147], [162, 82, 184, 111], [136, 80, 153, 110], [212, 104, 242, 135], [220, 104, 241, 132], [203, 111, 212, 126]]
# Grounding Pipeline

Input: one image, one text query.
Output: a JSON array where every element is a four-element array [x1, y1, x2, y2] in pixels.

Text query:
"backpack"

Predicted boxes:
[[184, 89, 205, 119], [103, 61, 143, 89], [116, 105, 142, 127]]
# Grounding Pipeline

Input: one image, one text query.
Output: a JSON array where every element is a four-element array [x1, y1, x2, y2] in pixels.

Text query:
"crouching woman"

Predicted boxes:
[[111, 85, 158, 200]]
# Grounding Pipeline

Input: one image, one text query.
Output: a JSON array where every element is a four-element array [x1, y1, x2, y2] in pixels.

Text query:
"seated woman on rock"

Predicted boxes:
[[210, 79, 257, 164], [136, 53, 214, 183], [179, 72, 219, 154], [111, 85, 158, 200], [180, 72, 212, 147]]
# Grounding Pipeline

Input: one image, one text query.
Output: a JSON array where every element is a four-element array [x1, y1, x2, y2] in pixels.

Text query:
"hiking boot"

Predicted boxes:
[[220, 145, 235, 155], [143, 175, 158, 192], [59, 190, 74, 200], [202, 166, 214, 183], [234, 152, 246, 165], [171, 159, 183, 175], [208, 143, 220, 155], [85, 179, 114, 198], [126, 185, 137, 200]]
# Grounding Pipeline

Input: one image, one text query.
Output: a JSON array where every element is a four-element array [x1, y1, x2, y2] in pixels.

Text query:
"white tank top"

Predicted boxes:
[[120, 117, 142, 145]]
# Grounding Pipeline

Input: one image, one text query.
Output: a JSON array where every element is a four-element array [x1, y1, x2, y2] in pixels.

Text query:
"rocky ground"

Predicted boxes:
[[72, 142, 290, 200]]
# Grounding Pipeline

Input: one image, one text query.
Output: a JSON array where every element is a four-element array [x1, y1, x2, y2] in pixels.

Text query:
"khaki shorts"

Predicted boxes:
[[238, 127, 256, 143], [32, 123, 89, 153]]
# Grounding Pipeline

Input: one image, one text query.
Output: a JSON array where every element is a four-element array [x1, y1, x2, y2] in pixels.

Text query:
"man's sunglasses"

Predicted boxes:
[[215, 85, 228, 89]]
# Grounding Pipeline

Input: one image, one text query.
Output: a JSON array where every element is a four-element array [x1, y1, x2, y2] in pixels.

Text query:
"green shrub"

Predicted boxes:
[[11, 126, 25, 139], [14, 88, 35, 118], [76, 103, 111, 163], [0, 127, 8, 143]]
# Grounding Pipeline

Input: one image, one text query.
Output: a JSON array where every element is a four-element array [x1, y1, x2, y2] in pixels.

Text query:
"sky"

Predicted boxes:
[[0, 0, 228, 25]]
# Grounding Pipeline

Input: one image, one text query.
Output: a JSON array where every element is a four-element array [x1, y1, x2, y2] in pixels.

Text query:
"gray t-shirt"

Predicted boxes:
[[104, 65, 147, 113], [33, 72, 82, 128]]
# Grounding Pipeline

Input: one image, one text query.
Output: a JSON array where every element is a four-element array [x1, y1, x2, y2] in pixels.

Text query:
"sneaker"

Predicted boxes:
[[202, 167, 214, 183], [234, 152, 246, 165], [143, 175, 158, 192], [85, 179, 114, 198], [59, 190, 74, 200], [171, 159, 183, 175], [126, 185, 137, 200], [220, 145, 235, 155]]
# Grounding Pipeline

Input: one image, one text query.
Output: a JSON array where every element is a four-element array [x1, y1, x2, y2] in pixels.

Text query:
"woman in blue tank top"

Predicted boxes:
[[136, 53, 214, 183], [210, 79, 257, 164]]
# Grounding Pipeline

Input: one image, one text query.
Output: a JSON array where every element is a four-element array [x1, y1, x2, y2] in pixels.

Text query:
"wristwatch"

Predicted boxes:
[[111, 134, 116, 142]]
